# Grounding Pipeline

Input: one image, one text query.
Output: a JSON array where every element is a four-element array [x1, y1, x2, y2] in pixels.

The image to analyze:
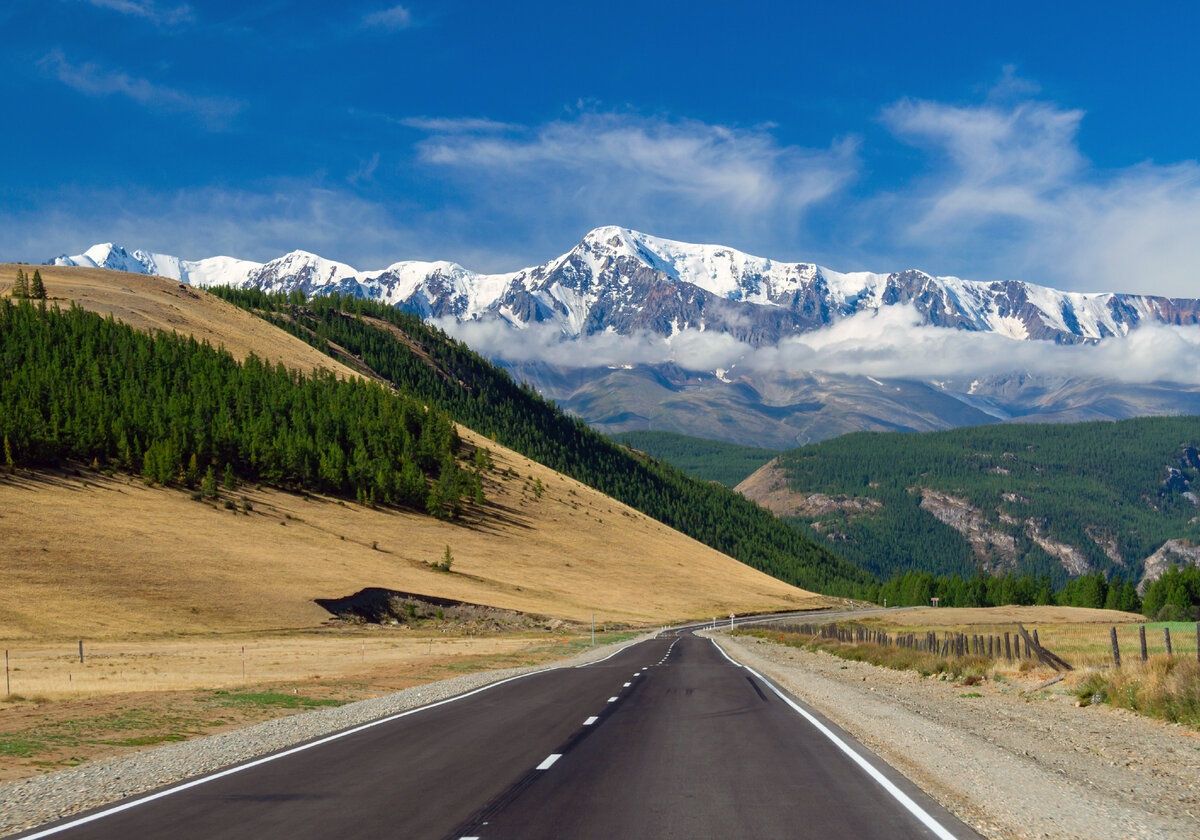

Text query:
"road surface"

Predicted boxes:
[[17, 632, 979, 840]]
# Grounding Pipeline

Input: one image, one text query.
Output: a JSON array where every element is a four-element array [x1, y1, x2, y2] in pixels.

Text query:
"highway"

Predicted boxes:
[[17, 631, 979, 840]]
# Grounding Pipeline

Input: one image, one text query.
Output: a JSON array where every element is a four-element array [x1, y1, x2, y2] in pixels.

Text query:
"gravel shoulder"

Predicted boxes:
[[0, 632, 655, 837], [712, 632, 1200, 840]]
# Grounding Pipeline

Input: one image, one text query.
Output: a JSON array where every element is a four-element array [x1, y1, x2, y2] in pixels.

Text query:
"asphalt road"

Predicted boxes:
[[18, 632, 979, 840]]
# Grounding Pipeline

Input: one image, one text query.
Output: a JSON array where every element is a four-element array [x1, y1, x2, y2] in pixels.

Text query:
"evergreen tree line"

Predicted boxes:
[[1141, 565, 1200, 621], [0, 298, 477, 518], [871, 569, 1144, 613], [210, 287, 876, 596], [10, 268, 46, 299]]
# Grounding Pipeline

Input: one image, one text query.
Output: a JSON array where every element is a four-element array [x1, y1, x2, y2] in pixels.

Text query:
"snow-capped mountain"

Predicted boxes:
[[52, 227, 1200, 346]]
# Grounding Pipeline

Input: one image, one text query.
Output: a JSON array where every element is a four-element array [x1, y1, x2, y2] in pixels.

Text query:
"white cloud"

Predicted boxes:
[[880, 90, 1200, 297], [40, 49, 242, 129], [76, 0, 194, 26], [439, 305, 1200, 387], [399, 116, 516, 133], [410, 111, 860, 256], [362, 4, 413, 31]]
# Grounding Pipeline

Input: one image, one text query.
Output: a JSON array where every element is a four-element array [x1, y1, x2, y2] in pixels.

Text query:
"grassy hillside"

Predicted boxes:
[[761, 419, 1200, 585], [609, 430, 778, 487], [209, 288, 875, 597], [0, 266, 826, 635]]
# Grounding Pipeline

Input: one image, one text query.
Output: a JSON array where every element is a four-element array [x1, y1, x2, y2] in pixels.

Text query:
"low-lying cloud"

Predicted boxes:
[[439, 305, 1200, 386]]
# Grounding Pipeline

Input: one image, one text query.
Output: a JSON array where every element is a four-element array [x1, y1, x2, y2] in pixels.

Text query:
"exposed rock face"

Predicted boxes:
[[1137, 540, 1200, 594], [1024, 518, 1093, 576], [918, 490, 1017, 570]]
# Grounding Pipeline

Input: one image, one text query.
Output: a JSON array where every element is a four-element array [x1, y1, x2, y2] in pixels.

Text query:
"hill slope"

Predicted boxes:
[[0, 264, 827, 635], [207, 287, 874, 595], [739, 419, 1200, 587]]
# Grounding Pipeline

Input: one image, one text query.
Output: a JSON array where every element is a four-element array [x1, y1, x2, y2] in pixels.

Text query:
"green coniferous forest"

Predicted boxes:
[[609, 430, 778, 488], [0, 299, 476, 517], [773, 420, 1200, 597], [209, 288, 875, 596]]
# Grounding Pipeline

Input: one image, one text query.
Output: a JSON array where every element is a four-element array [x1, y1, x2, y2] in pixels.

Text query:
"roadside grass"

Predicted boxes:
[[0, 628, 647, 782], [212, 691, 343, 710], [738, 628, 992, 680], [1075, 656, 1200, 726], [747, 615, 1200, 730]]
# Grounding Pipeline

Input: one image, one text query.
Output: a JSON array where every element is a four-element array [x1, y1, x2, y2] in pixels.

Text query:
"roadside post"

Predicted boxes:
[[730, 613, 735, 631], [591, 614, 595, 648], [4, 650, 8, 695]]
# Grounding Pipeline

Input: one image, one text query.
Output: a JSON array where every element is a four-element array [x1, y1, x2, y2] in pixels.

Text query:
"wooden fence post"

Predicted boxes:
[[1004, 632, 1012, 661], [1164, 627, 1172, 657], [1110, 627, 1121, 668], [1139, 625, 1148, 662]]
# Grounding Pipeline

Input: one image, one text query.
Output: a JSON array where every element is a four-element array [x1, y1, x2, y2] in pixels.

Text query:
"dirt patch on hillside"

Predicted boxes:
[[717, 633, 1200, 840], [315, 588, 567, 632], [736, 459, 880, 518]]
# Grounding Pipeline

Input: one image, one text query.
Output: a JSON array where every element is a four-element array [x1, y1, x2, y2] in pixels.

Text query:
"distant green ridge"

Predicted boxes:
[[774, 419, 1200, 584], [610, 430, 778, 488]]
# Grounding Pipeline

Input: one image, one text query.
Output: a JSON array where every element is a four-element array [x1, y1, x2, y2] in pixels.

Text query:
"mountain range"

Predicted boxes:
[[52, 228, 1200, 448]]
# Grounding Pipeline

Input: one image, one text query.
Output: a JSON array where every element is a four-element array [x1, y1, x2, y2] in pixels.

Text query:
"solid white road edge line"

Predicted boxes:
[[715, 642, 960, 840], [22, 637, 655, 840], [709, 638, 744, 668], [536, 754, 562, 770]]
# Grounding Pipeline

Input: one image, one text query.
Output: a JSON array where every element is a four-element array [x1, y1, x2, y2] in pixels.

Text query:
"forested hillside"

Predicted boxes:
[[609, 430, 778, 487], [0, 299, 476, 516], [771, 420, 1200, 587], [209, 288, 875, 596]]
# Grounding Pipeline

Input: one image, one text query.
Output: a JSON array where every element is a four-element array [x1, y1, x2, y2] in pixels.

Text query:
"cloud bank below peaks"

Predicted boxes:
[[439, 306, 1200, 386]]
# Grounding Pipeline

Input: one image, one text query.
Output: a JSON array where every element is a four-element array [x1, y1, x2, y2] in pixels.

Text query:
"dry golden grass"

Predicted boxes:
[[0, 264, 822, 641], [0, 462, 820, 641], [0, 631, 573, 701], [882, 605, 1144, 627], [857, 606, 1194, 670]]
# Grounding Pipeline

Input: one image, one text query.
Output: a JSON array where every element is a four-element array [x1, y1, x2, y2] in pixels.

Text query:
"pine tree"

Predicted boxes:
[[13, 269, 28, 298], [3, 435, 13, 472], [223, 463, 236, 490], [202, 465, 218, 498], [29, 270, 46, 300]]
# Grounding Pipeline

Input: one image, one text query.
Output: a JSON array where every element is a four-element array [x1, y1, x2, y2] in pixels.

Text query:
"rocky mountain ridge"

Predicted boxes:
[[52, 227, 1200, 346]]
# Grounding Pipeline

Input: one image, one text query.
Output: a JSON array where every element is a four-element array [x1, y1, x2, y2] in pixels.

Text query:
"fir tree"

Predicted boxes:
[[29, 271, 46, 300], [202, 465, 218, 498], [12, 269, 28, 298], [223, 463, 236, 490], [3, 434, 13, 472]]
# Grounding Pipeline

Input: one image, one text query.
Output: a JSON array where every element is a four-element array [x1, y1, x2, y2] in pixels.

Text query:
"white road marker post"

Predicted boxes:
[[730, 613, 735, 631], [4, 650, 8, 696], [241, 646, 245, 682], [592, 613, 595, 648]]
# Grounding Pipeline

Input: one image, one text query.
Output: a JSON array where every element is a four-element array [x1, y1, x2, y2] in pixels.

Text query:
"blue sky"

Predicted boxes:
[[4, 0, 1200, 295]]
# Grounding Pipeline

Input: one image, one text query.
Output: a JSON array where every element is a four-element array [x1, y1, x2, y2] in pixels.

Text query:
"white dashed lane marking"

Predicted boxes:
[[583, 716, 598, 726], [607, 696, 618, 703], [536, 754, 562, 771], [623, 682, 631, 687]]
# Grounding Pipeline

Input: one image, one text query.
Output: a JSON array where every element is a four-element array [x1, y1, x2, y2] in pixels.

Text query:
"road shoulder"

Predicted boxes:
[[711, 632, 1200, 840]]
